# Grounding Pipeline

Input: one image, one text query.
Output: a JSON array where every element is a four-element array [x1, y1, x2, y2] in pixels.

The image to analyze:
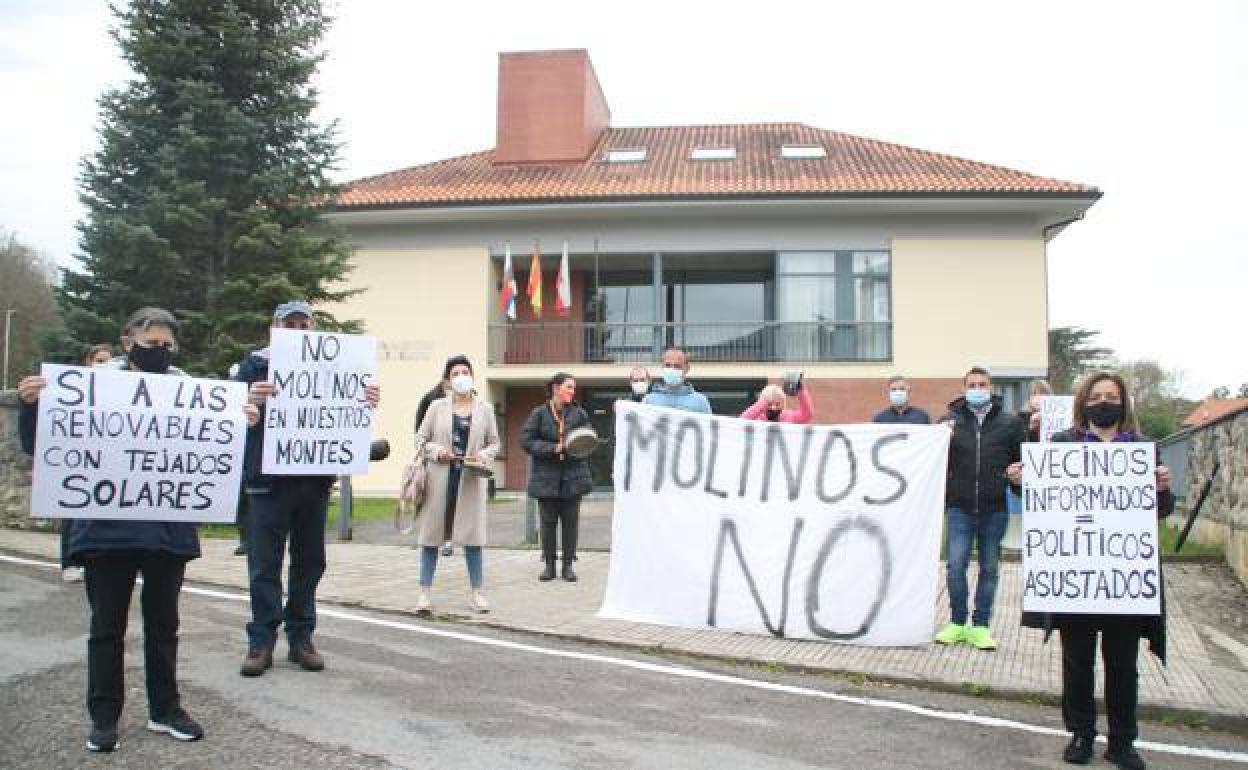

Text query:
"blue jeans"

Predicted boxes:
[[420, 545, 483, 589], [945, 507, 1008, 626], [245, 480, 330, 650]]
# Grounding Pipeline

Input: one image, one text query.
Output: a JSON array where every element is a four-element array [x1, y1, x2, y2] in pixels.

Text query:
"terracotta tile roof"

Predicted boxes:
[[1182, 398, 1248, 428], [336, 123, 1098, 209]]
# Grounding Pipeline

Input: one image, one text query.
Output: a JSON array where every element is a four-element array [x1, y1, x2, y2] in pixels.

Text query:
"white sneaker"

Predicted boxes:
[[440, 541, 454, 557], [62, 567, 84, 583], [416, 590, 432, 615], [470, 591, 490, 613]]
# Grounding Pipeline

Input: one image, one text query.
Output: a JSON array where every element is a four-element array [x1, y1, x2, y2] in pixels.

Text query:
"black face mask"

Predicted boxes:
[[129, 342, 174, 374], [1085, 402, 1124, 429], [766, 408, 783, 422]]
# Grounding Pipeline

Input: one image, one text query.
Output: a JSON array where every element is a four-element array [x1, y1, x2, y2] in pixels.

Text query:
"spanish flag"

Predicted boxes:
[[527, 242, 543, 317]]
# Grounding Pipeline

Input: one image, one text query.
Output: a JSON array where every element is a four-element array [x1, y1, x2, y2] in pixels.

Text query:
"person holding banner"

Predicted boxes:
[[934, 366, 1025, 651], [413, 355, 500, 612], [872, 375, 931, 425], [739, 378, 814, 424], [17, 307, 259, 752], [1019, 378, 1054, 441], [627, 366, 653, 403], [1015, 372, 1172, 770], [56, 344, 116, 583], [521, 372, 594, 582], [643, 347, 711, 414], [237, 301, 381, 677]]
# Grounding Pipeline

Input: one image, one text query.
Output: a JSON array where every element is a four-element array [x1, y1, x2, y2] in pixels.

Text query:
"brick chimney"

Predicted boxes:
[[494, 49, 610, 165]]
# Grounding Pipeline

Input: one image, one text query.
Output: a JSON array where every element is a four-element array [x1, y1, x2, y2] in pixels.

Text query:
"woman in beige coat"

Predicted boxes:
[[414, 355, 500, 614]]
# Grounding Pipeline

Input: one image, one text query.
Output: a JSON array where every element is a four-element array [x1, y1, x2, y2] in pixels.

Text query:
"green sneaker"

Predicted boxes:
[[933, 622, 966, 645], [965, 625, 997, 650]]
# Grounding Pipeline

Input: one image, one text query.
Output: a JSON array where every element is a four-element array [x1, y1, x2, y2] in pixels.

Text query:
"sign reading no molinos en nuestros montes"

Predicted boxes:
[[30, 364, 248, 522], [599, 401, 951, 646], [261, 329, 377, 476], [1021, 442, 1161, 615]]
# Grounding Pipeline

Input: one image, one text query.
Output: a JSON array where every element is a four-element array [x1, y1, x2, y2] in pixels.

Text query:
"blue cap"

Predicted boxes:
[[274, 300, 314, 320]]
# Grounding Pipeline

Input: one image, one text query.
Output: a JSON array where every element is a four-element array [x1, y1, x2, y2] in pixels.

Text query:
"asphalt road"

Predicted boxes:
[[2, 557, 1246, 769]]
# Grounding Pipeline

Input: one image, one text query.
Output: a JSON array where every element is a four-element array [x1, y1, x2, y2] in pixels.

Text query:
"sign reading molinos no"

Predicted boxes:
[[599, 402, 950, 646]]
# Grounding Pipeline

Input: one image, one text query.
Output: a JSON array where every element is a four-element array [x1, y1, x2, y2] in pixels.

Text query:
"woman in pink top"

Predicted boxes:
[[739, 381, 814, 424]]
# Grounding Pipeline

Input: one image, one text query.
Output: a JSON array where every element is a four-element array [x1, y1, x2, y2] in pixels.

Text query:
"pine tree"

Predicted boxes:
[[52, 0, 358, 375]]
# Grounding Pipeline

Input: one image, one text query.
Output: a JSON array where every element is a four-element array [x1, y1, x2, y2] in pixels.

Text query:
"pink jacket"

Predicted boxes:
[[739, 387, 814, 424]]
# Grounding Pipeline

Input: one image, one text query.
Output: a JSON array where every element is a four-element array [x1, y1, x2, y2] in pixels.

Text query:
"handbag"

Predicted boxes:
[[395, 438, 429, 534]]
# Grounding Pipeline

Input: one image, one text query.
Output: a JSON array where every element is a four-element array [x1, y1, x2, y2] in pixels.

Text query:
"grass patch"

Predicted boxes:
[[1158, 523, 1222, 557]]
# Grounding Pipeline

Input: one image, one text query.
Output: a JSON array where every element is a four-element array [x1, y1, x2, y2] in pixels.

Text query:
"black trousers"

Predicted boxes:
[[538, 497, 581, 563], [83, 553, 186, 727], [1060, 624, 1140, 747]]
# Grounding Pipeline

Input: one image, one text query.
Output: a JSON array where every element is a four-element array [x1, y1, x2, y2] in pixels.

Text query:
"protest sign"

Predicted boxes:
[[261, 329, 376, 476], [30, 364, 247, 522], [1021, 442, 1161, 615], [599, 402, 950, 646], [1038, 395, 1074, 442]]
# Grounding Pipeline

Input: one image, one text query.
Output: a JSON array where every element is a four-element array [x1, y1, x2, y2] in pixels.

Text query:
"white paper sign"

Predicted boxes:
[[599, 402, 951, 646], [1038, 395, 1075, 442], [1021, 442, 1161, 615], [261, 329, 376, 476], [30, 364, 247, 522]]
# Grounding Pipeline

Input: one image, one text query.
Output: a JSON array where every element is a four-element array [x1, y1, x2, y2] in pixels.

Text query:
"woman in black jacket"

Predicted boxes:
[[1012, 371, 1173, 770], [520, 372, 593, 582]]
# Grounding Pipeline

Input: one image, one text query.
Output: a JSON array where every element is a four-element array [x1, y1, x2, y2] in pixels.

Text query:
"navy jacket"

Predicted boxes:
[[234, 348, 333, 493], [872, 406, 932, 425], [19, 358, 200, 561]]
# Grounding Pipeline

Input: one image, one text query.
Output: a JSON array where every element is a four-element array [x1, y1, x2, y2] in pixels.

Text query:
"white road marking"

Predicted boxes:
[[3, 551, 1246, 763]]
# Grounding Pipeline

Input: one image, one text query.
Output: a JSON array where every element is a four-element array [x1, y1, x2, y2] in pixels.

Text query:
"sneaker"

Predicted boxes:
[[233, 543, 247, 556], [933, 622, 966, 645], [440, 541, 454, 557], [1105, 745, 1147, 770], [416, 589, 433, 615], [965, 625, 998, 651], [240, 647, 273, 677], [470, 591, 490, 613], [86, 723, 119, 752], [1063, 734, 1095, 764], [147, 708, 204, 742], [288, 640, 325, 671], [62, 566, 85, 583]]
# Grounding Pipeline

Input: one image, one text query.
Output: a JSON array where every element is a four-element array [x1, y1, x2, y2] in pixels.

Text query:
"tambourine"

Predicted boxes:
[[564, 426, 600, 458]]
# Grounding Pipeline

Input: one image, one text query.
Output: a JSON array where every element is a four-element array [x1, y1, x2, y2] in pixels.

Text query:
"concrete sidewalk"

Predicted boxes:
[[3, 528, 1246, 730]]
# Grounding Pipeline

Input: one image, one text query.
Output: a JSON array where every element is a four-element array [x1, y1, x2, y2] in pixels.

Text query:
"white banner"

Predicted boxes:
[[261, 329, 376, 476], [1038, 395, 1074, 442], [30, 364, 247, 522], [1021, 442, 1161, 615], [599, 402, 950, 646]]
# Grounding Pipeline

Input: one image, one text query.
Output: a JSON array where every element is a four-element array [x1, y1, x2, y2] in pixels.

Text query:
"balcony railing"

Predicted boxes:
[[487, 321, 892, 365]]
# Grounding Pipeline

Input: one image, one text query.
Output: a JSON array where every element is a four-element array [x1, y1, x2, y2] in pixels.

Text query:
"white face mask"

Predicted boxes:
[[450, 374, 473, 395], [630, 380, 649, 396]]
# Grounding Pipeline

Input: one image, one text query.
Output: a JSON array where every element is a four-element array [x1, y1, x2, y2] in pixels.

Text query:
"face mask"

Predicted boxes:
[[661, 367, 684, 387], [1085, 402, 1124, 429], [766, 408, 783, 422], [128, 343, 173, 374], [964, 387, 991, 408], [630, 380, 649, 396], [450, 374, 473, 395], [888, 389, 908, 407]]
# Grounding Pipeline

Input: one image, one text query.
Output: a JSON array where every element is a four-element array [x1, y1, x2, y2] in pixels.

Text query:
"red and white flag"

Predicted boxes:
[[499, 243, 517, 320], [555, 241, 572, 317]]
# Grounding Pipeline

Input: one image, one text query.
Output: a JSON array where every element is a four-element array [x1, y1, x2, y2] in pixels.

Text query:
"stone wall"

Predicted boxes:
[[0, 390, 49, 531], [1182, 409, 1248, 584]]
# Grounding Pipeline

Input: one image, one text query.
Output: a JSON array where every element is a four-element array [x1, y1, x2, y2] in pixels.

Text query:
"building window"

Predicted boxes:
[[775, 251, 890, 361], [605, 147, 647, 163], [690, 146, 736, 160], [781, 144, 827, 159]]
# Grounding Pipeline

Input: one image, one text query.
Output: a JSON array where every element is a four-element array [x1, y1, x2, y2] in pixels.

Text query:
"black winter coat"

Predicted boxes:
[[941, 395, 1025, 513], [1020, 429, 1174, 663], [520, 402, 593, 500]]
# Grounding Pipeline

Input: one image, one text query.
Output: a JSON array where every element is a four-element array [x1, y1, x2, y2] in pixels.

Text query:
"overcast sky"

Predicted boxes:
[[1, 0, 1244, 397]]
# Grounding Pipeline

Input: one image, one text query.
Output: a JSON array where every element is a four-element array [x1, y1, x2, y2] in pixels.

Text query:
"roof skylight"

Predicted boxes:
[[690, 146, 737, 161], [605, 148, 647, 163], [781, 144, 827, 159]]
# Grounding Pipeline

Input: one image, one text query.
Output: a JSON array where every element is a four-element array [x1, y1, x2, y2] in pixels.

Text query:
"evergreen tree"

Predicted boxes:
[[1048, 326, 1114, 392], [52, 0, 358, 375]]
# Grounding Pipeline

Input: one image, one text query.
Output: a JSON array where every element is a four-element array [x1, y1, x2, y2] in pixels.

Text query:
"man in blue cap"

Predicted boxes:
[[235, 301, 380, 677]]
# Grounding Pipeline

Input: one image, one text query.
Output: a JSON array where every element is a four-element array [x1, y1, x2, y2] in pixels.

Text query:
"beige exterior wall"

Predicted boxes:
[[891, 238, 1048, 375], [341, 236, 1049, 494], [337, 246, 493, 494]]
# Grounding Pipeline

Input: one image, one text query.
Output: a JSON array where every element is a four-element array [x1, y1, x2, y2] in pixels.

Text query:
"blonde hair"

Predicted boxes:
[[1027, 379, 1054, 399], [761, 384, 785, 404]]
